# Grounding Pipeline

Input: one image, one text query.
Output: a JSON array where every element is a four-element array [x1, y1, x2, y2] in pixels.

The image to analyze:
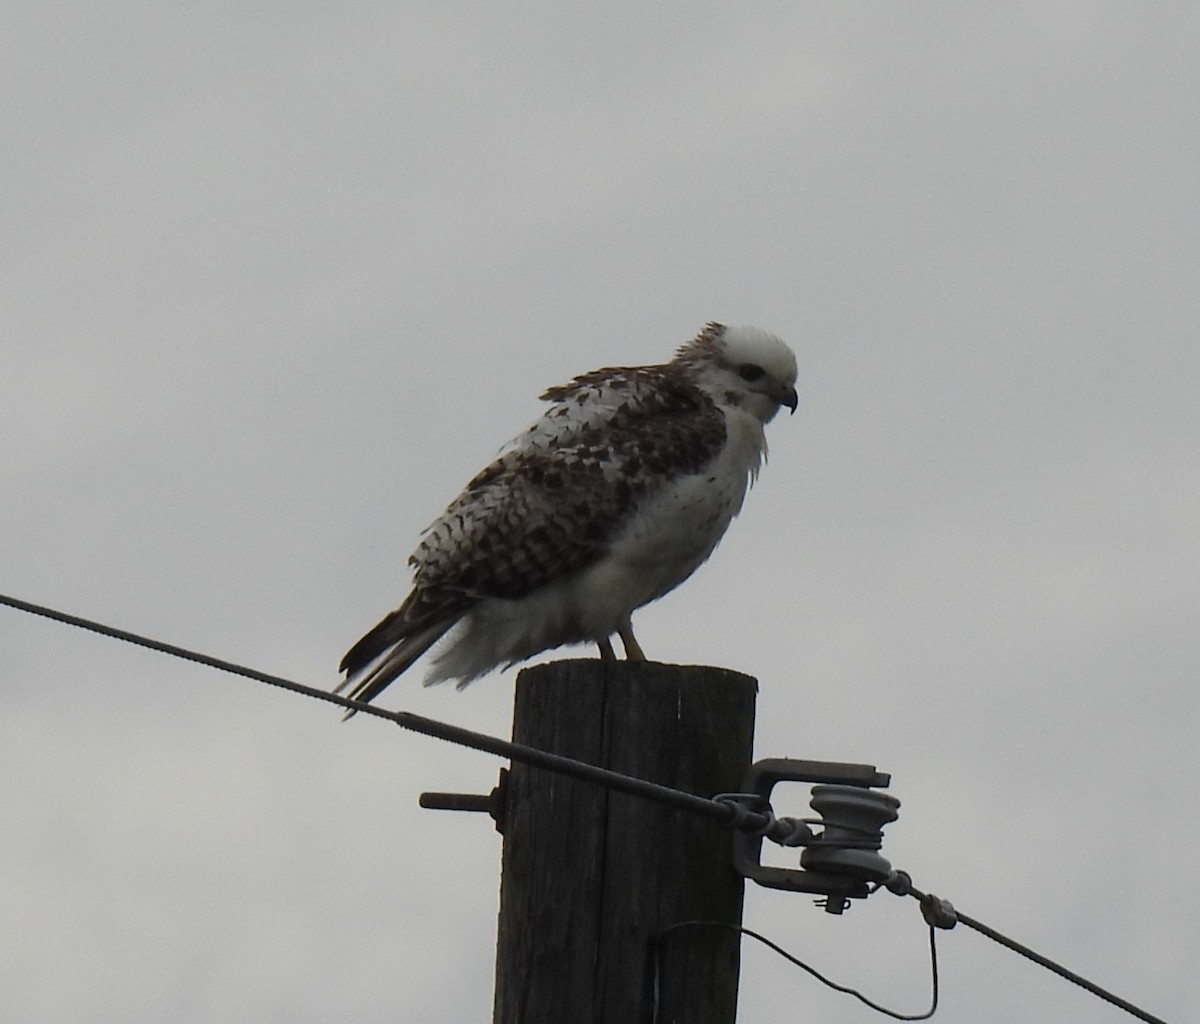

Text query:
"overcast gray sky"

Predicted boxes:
[[2, 4, 1197, 1022]]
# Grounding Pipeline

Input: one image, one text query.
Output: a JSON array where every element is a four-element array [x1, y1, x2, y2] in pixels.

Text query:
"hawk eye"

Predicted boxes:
[[738, 363, 766, 382]]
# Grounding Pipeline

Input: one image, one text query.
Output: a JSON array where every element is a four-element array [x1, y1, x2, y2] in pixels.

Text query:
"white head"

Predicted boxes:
[[673, 322, 799, 424]]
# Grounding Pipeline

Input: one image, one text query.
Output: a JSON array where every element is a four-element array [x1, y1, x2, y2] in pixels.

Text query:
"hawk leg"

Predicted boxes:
[[597, 637, 617, 661], [617, 622, 646, 661]]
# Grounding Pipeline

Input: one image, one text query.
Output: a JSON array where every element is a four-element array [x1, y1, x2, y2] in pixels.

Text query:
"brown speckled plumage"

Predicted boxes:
[[415, 367, 724, 598], [337, 322, 797, 707]]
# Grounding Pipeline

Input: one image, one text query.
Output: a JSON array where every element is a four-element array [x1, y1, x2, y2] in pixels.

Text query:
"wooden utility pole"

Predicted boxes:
[[492, 659, 757, 1024]]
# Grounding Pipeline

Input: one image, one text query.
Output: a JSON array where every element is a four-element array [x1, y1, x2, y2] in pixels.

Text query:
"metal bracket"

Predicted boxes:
[[731, 758, 897, 914]]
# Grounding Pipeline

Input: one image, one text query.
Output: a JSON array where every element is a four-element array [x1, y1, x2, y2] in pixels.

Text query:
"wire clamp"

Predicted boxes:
[[918, 893, 958, 930], [713, 792, 776, 835]]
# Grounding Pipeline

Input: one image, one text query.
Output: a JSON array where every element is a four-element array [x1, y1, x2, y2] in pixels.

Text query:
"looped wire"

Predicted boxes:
[[795, 816, 880, 849], [712, 794, 813, 846], [766, 815, 814, 847]]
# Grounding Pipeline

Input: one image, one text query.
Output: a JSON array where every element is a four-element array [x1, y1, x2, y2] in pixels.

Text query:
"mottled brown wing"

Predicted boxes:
[[410, 366, 726, 602]]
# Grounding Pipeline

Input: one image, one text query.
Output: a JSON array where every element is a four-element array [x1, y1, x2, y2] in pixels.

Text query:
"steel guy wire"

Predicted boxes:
[[0, 591, 763, 832], [883, 872, 1170, 1024], [0, 591, 1176, 1024]]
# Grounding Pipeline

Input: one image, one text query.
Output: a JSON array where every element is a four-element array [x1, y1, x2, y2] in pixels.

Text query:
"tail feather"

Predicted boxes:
[[338, 609, 409, 682], [338, 619, 458, 716], [337, 592, 473, 716]]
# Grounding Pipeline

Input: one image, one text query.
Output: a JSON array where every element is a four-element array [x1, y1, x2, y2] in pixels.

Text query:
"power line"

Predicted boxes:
[[0, 591, 1174, 1024], [884, 874, 1170, 1024], [0, 592, 762, 831]]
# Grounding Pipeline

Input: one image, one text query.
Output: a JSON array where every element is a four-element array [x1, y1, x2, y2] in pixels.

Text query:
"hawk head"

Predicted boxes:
[[675, 322, 799, 423]]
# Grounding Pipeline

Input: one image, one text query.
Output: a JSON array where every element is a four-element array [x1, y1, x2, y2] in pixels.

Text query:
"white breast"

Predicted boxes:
[[572, 406, 768, 626], [422, 407, 768, 684]]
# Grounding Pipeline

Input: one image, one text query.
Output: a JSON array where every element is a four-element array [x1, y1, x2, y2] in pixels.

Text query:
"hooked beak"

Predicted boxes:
[[781, 385, 799, 415]]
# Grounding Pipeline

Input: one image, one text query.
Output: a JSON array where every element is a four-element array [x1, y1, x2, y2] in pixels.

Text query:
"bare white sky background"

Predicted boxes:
[[2, 4, 1197, 1022]]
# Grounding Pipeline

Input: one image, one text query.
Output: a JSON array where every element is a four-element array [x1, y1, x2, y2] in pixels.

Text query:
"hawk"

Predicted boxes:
[[337, 322, 798, 708]]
